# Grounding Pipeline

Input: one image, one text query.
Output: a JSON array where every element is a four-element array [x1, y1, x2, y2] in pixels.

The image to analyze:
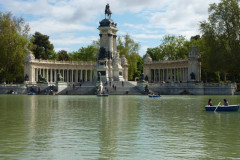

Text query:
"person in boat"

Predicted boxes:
[[208, 99, 213, 106], [224, 99, 229, 106]]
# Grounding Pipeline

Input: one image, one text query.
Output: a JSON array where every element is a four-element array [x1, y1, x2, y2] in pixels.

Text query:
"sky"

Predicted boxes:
[[0, 0, 220, 56]]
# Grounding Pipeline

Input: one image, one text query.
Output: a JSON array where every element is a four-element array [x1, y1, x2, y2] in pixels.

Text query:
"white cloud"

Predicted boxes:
[[29, 18, 94, 35], [132, 34, 163, 39], [51, 35, 98, 45], [0, 0, 221, 54]]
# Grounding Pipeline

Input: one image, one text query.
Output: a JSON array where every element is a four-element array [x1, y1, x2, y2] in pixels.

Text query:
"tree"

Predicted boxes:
[[0, 12, 30, 83], [57, 50, 69, 61], [69, 45, 97, 61], [31, 32, 55, 60], [200, 0, 240, 82], [117, 34, 141, 80], [146, 35, 189, 61]]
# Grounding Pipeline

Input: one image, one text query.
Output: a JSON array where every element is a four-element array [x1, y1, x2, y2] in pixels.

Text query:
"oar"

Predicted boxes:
[[214, 102, 221, 112]]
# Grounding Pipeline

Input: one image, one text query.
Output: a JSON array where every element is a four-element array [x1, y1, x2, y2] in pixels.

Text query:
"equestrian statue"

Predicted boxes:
[[105, 3, 112, 19]]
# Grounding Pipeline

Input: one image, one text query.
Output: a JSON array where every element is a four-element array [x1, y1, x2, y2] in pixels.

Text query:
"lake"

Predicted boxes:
[[0, 95, 240, 159]]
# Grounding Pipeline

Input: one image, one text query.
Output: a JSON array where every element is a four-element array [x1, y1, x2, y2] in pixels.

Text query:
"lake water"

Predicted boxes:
[[0, 95, 240, 159]]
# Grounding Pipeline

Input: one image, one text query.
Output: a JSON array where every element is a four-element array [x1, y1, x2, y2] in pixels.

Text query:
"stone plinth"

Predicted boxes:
[[56, 82, 68, 93]]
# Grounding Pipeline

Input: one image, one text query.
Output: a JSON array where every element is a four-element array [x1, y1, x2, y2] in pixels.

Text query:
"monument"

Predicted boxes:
[[95, 4, 128, 82]]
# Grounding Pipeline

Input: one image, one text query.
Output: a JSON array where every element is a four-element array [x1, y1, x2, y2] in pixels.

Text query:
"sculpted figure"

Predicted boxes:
[[105, 4, 112, 18], [138, 73, 145, 83], [57, 73, 64, 82], [38, 74, 47, 83], [190, 72, 195, 80], [24, 74, 29, 81]]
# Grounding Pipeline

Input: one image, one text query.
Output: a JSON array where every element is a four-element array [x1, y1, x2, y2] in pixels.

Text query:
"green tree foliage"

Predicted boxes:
[[0, 12, 30, 83], [146, 35, 189, 61], [57, 50, 69, 61], [200, 0, 240, 81], [117, 34, 141, 80], [31, 32, 55, 60], [69, 45, 97, 61]]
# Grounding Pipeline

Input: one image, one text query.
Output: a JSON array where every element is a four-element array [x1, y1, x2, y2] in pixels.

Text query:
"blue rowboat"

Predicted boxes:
[[27, 92, 36, 95], [97, 94, 109, 97], [148, 94, 161, 98], [205, 105, 239, 111]]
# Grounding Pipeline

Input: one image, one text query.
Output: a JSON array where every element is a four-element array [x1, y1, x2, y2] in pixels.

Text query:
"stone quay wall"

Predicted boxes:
[[0, 82, 237, 95], [0, 84, 27, 94], [143, 82, 237, 95]]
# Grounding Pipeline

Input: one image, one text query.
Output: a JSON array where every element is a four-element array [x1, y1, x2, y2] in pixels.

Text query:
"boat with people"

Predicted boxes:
[[205, 105, 239, 111], [148, 94, 161, 98]]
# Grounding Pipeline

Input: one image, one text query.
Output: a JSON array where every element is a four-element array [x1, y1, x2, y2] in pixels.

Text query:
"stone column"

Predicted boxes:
[[76, 70, 78, 82], [90, 70, 92, 82], [63, 69, 65, 82], [170, 69, 172, 82], [174, 68, 176, 82], [185, 68, 188, 82], [43, 69, 45, 78], [46, 69, 49, 82], [80, 70, 83, 81], [71, 69, 73, 83], [163, 69, 165, 82], [113, 35, 117, 52], [108, 34, 113, 54], [166, 69, 169, 82], [54, 69, 56, 82], [36, 68, 38, 82], [50, 69, 52, 82], [158, 69, 160, 82], [67, 70, 69, 83], [85, 70, 87, 82]]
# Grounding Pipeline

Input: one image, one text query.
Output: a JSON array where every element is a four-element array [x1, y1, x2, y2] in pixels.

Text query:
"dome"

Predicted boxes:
[[99, 18, 117, 28], [143, 54, 152, 63], [25, 51, 35, 62]]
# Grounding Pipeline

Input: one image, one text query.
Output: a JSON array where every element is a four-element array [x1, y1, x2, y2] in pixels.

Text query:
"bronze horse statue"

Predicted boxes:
[[105, 4, 112, 19]]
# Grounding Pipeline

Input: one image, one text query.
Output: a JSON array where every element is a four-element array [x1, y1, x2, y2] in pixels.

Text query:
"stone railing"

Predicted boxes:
[[30, 59, 96, 66]]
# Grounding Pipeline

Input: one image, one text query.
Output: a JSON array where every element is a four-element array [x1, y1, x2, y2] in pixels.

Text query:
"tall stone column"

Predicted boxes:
[[170, 69, 172, 81], [90, 70, 92, 82], [62, 69, 66, 82], [54, 69, 56, 82], [43, 69, 45, 78], [50, 69, 52, 82], [108, 34, 113, 55], [80, 70, 83, 81], [166, 69, 169, 82], [158, 69, 160, 82], [113, 35, 117, 53], [85, 70, 87, 82], [46, 69, 49, 82], [174, 68, 176, 82], [67, 70, 69, 83], [71, 69, 73, 83], [36, 68, 38, 82], [76, 70, 78, 82]]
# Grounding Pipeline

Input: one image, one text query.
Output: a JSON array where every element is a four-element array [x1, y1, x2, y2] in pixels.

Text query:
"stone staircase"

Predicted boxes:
[[57, 81, 144, 95], [101, 81, 143, 95], [57, 82, 96, 95]]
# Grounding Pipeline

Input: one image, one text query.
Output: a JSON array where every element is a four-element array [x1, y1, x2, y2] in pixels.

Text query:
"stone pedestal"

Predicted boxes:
[[56, 82, 67, 93]]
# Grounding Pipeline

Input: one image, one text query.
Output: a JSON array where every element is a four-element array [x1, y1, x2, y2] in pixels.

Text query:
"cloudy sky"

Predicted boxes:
[[0, 0, 220, 56]]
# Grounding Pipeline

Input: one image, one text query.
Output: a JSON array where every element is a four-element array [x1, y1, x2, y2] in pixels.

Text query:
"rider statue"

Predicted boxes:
[[105, 3, 112, 19]]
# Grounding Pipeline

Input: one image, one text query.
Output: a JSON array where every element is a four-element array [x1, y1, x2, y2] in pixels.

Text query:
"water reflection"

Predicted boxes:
[[0, 95, 240, 159]]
